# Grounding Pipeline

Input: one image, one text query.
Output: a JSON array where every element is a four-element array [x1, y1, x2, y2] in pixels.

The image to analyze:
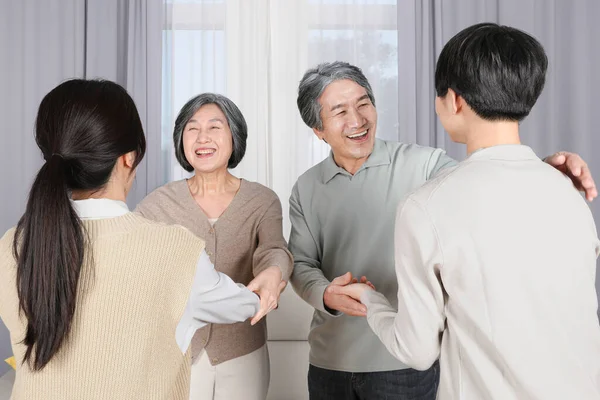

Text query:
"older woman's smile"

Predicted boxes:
[[194, 147, 217, 158]]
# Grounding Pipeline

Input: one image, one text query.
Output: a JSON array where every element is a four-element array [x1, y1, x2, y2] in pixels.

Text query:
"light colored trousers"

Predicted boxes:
[[189, 344, 270, 400]]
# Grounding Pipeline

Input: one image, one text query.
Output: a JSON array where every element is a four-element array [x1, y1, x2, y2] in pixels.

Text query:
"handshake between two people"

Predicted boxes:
[[244, 268, 377, 324], [324, 272, 376, 317]]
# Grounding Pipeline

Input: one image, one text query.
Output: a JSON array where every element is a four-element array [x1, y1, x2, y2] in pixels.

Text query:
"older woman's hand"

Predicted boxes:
[[247, 266, 286, 325]]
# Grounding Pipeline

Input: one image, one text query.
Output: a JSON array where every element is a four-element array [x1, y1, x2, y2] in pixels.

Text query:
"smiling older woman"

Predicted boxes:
[[135, 93, 293, 400]]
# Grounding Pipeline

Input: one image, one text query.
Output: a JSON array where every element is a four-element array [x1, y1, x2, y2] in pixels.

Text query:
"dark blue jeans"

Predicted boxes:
[[308, 361, 439, 400]]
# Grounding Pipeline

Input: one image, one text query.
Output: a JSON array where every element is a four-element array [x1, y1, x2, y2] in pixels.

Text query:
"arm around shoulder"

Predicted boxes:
[[426, 148, 457, 180]]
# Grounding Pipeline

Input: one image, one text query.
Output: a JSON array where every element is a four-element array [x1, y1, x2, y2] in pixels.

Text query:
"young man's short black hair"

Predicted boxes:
[[435, 23, 548, 122]]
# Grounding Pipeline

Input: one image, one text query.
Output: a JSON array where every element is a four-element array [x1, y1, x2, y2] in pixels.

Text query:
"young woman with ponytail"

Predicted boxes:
[[0, 79, 260, 400]]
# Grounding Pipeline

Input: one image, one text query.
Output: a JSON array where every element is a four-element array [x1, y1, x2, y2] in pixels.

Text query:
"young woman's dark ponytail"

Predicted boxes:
[[14, 153, 85, 370], [13, 79, 146, 370]]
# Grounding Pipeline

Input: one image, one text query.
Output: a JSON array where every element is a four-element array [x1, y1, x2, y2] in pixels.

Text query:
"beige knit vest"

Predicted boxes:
[[0, 213, 204, 400]]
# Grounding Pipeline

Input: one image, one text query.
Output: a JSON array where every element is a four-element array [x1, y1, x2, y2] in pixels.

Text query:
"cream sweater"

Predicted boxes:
[[363, 145, 600, 399], [0, 213, 203, 400]]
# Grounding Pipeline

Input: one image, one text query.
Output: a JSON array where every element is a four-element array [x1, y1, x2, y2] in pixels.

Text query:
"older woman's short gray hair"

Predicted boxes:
[[297, 61, 376, 131], [173, 93, 247, 171]]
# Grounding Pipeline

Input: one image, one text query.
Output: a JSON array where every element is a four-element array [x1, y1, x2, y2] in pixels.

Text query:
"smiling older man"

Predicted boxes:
[[288, 61, 597, 400]]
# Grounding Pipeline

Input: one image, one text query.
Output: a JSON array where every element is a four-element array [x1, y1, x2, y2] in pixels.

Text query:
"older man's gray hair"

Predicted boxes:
[[173, 93, 248, 171], [297, 61, 376, 131]]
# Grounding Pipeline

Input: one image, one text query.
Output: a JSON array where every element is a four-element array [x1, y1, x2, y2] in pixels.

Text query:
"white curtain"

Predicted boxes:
[[162, 2, 397, 398], [163, 0, 398, 236]]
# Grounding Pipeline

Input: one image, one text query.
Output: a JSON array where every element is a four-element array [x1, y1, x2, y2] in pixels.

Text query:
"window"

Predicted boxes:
[[162, 0, 398, 187]]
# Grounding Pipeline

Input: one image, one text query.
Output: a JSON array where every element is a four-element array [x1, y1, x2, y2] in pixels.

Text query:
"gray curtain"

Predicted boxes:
[[85, 0, 164, 207], [397, 0, 600, 316], [0, 0, 163, 377]]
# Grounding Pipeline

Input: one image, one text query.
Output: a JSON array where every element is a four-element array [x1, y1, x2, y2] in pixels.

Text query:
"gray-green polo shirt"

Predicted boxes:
[[289, 138, 456, 372]]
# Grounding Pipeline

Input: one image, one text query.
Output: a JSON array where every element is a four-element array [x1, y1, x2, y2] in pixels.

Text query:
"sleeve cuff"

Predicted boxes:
[[279, 262, 294, 281], [306, 282, 342, 317], [361, 290, 392, 313], [255, 253, 293, 279]]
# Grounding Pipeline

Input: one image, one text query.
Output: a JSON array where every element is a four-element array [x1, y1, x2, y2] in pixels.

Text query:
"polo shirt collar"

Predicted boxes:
[[322, 139, 391, 183]]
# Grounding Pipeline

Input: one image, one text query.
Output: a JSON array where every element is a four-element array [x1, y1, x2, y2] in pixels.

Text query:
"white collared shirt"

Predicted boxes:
[[72, 198, 260, 353]]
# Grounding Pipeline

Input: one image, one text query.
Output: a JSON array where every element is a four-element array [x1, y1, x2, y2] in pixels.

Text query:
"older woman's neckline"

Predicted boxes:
[[179, 177, 246, 224], [186, 173, 241, 196]]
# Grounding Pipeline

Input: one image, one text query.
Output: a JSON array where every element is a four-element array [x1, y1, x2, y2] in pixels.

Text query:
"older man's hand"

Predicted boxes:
[[323, 272, 375, 316], [545, 151, 597, 201], [327, 283, 375, 303]]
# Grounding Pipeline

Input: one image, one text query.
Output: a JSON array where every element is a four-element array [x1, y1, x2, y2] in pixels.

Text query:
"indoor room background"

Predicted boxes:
[[1, 1, 599, 399]]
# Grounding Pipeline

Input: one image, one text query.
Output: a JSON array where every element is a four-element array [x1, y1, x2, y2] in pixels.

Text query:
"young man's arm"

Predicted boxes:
[[361, 197, 446, 370]]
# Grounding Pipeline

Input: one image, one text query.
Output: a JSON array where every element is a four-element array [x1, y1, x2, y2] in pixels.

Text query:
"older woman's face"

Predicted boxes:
[[183, 104, 234, 174]]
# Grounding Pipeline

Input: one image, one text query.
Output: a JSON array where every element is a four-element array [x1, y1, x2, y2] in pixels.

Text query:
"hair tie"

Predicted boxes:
[[45, 153, 64, 163]]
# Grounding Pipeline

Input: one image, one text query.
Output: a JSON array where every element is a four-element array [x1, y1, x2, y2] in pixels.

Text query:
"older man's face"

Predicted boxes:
[[314, 79, 377, 174]]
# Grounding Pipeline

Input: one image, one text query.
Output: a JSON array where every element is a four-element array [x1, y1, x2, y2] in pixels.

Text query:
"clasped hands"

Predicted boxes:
[[323, 272, 376, 317], [247, 266, 287, 325], [322, 152, 598, 317]]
